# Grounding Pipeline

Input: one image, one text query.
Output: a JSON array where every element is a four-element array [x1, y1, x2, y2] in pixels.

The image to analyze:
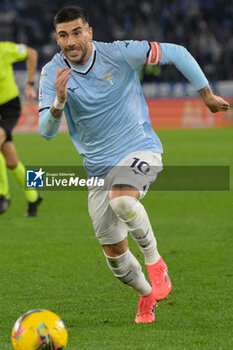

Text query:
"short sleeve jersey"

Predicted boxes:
[[0, 42, 28, 105]]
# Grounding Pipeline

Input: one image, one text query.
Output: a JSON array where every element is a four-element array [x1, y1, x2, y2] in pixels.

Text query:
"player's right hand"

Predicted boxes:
[[55, 67, 73, 103]]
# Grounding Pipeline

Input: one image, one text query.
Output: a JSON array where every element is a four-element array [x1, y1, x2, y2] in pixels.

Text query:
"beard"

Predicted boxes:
[[64, 42, 89, 65]]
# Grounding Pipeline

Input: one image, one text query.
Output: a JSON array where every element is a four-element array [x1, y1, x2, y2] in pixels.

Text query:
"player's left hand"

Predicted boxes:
[[25, 84, 36, 102], [205, 95, 230, 113], [198, 85, 230, 113]]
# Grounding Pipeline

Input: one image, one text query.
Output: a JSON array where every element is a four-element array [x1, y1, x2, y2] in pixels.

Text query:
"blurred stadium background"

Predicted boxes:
[[0, 0, 232, 131]]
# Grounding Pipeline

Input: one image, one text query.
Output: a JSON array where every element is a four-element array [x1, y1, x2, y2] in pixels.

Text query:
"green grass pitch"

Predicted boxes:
[[0, 128, 233, 349]]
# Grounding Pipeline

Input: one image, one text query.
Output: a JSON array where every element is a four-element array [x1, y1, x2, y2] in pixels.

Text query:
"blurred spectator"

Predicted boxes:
[[0, 0, 232, 81]]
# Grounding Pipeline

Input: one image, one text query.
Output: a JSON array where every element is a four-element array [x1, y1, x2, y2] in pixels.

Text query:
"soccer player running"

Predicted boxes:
[[0, 42, 43, 216], [38, 6, 230, 323]]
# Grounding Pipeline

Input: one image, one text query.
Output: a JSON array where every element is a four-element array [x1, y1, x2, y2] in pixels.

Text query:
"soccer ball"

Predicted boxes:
[[11, 309, 68, 350]]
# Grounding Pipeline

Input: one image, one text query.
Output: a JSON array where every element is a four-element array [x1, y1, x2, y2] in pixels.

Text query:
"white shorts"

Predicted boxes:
[[88, 151, 163, 245]]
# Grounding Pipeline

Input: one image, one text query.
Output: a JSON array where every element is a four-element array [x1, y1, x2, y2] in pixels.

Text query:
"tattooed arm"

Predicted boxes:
[[198, 85, 230, 113], [50, 67, 73, 120], [50, 105, 63, 120], [158, 44, 230, 113]]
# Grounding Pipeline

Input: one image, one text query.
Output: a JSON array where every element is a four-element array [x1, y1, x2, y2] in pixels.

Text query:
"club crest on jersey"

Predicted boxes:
[[99, 69, 115, 86]]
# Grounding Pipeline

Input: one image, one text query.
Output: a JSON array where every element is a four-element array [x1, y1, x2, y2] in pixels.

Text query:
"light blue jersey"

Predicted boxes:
[[39, 40, 208, 177]]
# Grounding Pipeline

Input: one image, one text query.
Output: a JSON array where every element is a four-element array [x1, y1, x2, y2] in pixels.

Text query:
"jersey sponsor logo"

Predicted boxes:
[[26, 168, 45, 188], [67, 86, 79, 92], [124, 41, 130, 48], [146, 41, 161, 65], [99, 69, 115, 86]]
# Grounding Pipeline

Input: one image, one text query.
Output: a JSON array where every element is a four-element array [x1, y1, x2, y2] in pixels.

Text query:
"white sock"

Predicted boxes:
[[104, 249, 152, 296], [110, 196, 160, 265]]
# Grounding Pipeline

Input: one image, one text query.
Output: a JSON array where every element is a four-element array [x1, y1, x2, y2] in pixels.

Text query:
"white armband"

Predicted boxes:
[[54, 96, 66, 110]]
